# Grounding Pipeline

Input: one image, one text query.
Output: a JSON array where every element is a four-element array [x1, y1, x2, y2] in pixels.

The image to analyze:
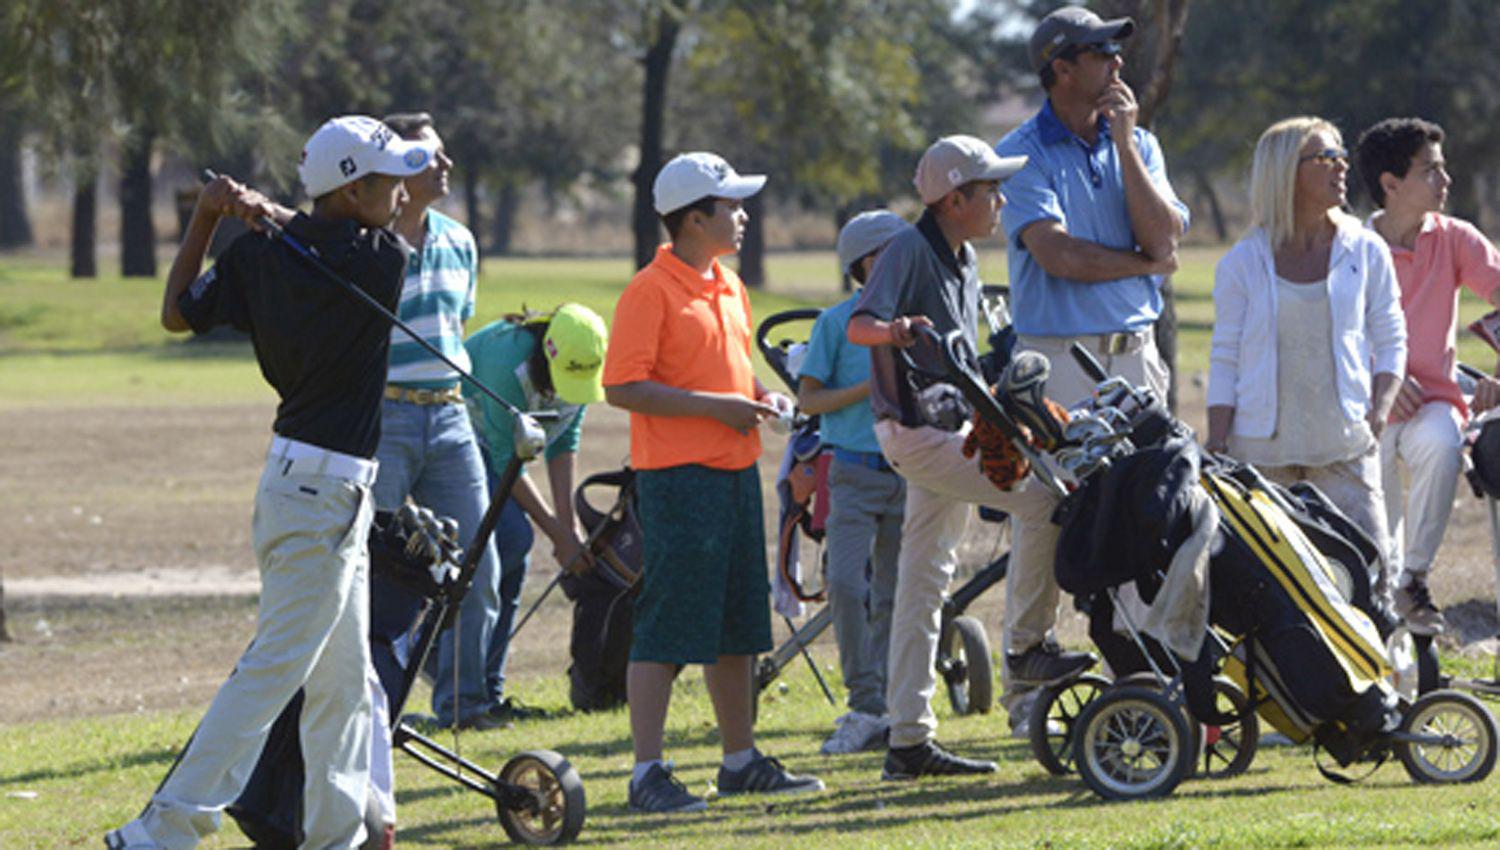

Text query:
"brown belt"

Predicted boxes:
[[384, 384, 463, 405]]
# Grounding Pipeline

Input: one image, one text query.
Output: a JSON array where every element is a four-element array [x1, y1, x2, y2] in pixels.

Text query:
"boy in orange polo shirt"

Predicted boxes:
[[1357, 118, 1500, 634], [603, 152, 824, 813]]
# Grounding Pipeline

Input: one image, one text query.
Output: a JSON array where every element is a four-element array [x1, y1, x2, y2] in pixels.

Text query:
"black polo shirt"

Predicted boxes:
[[178, 213, 409, 458], [851, 209, 981, 427]]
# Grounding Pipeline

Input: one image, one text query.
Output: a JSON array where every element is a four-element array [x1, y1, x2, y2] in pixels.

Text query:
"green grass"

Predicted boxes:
[[3, 658, 1499, 848]]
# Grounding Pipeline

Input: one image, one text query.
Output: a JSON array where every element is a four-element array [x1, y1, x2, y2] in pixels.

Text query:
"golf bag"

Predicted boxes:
[[562, 468, 641, 712], [228, 509, 445, 850], [775, 419, 832, 609]]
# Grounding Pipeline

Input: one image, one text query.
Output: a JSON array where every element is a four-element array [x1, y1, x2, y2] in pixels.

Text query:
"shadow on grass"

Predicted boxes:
[[0, 746, 180, 787]]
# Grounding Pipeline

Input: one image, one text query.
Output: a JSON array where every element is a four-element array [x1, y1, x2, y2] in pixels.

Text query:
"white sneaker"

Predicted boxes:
[[820, 711, 889, 754]]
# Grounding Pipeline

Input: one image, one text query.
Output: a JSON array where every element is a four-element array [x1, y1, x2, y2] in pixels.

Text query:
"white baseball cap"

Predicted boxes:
[[913, 135, 1028, 204], [652, 152, 767, 215], [298, 115, 439, 199], [836, 210, 907, 274]]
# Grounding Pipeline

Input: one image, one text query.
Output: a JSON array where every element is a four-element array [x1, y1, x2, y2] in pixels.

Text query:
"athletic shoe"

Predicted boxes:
[[1006, 640, 1097, 687], [103, 824, 156, 849], [717, 753, 825, 795], [881, 739, 997, 781], [1395, 575, 1446, 636], [628, 763, 708, 813], [820, 711, 890, 755], [455, 710, 510, 732], [489, 696, 549, 723]]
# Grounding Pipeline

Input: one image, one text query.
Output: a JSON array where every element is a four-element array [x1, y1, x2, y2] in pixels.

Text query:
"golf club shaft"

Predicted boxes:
[[199, 170, 548, 421]]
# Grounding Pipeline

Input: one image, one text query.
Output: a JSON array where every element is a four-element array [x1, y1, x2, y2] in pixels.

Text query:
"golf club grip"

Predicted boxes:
[[1069, 342, 1109, 383], [196, 170, 556, 423]]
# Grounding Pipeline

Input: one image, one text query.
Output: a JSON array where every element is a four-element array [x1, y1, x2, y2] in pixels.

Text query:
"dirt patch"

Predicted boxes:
[[3, 385, 1499, 725]]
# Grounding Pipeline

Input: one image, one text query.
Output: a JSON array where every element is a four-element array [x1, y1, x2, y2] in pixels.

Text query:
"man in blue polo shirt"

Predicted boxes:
[[996, 6, 1187, 409], [370, 112, 518, 730]]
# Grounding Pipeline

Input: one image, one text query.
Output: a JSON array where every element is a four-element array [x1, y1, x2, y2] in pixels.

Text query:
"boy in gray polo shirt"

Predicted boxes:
[[848, 135, 1094, 780]]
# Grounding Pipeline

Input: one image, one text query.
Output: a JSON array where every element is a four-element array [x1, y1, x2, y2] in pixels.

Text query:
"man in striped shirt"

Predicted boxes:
[[372, 112, 517, 730]]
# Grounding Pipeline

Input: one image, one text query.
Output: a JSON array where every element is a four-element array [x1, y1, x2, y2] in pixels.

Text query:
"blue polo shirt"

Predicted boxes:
[[996, 100, 1188, 336], [797, 294, 880, 454]]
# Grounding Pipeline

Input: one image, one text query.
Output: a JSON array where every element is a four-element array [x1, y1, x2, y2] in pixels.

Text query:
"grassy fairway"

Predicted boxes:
[[3, 642, 1499, 849]]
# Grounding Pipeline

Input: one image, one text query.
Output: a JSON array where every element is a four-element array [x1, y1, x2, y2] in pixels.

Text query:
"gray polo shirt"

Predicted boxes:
[[851, 210, 980, 427]]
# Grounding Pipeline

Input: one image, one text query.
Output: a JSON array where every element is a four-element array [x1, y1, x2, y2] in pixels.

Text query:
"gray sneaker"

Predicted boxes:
[[1395, 575, 1446, 636], [1006, 640, 1097, 687], [716, 753, 825, 795], [629, 763, 707, 813], [820, 711, 889, 754]]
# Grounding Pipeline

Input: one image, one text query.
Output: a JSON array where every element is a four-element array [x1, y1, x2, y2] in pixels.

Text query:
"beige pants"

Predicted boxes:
[[875, 419, 1063, 747]]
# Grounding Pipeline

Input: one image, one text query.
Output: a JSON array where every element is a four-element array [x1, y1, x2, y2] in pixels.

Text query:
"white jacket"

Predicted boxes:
[[1207, 220, 1406, 438]]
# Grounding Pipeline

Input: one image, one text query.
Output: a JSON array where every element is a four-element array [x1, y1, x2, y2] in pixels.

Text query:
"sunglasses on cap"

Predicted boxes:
[[1298, 147, 1348, 166], [1063, 41, 1123, 61]]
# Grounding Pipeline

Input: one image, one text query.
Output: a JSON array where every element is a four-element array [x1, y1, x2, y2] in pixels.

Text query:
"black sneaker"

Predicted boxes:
[[1006, 640, 1097, 686], [881, 739, 997, 781], [629, 763, 708, 813], [455, 709, 510, 732], [489, 696, 550, 723], [1395, 575, 1446, 636], [716, 753, 825, 795]]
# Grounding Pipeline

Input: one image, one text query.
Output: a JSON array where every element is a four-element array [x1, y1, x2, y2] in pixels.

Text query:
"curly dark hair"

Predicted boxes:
[[1355, 118, 1445, 208]]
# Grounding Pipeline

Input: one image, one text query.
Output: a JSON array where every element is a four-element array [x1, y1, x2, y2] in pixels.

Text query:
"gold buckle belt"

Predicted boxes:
[[384, 384, 463, 405]]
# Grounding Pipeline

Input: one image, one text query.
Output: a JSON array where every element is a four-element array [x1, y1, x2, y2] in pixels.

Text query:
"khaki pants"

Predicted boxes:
[[1380, 401, 1464, 581], [875, 419, 1062, 747], [1016, 330, 1170, 411]]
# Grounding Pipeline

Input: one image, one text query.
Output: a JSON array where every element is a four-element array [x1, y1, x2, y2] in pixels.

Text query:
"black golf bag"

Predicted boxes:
[[563, 468, 641, 712]]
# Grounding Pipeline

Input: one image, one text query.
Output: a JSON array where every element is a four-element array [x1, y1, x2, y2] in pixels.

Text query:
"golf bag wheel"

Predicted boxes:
[[1396, 690, 1498, 784], [1072, 686, 1194, 800], [1029, 673, 1111, 775], [942, 615, 994, 715], [1197, 677, 1258, 779], [495, 750, 586, 845]]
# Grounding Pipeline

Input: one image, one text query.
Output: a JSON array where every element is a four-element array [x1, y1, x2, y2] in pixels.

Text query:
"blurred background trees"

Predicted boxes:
[[4, 0, 1500, 284]]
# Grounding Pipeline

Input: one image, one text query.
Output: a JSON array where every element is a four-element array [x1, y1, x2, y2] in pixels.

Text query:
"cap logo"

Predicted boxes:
[[339, 156, 357, 177], [544, 337, 559, 360], [370, 124, 393, 151], [565, 357, 600, 373], [947, 167, 964, 186], [404, 149, 429, 169], [707, 160, 729, 180]]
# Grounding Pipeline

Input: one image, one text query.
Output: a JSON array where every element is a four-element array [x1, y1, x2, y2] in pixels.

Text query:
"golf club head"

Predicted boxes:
[[999, 350, 1066, 450], [394, 502, 421, 533], [438, 516, 460, 547]]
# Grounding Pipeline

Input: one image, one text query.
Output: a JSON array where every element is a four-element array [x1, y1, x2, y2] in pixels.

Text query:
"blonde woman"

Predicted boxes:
[[1206, 116, 1407, 594]]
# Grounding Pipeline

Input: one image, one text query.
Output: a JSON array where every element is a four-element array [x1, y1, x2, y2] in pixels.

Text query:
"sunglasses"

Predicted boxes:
[[1299, 147, 1348, 166]]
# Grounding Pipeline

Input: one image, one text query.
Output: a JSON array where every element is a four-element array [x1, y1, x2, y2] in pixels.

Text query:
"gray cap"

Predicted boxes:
[[836, 210, 907, 274], [913, 135, 1028, 205], [1030, 6, 1134, 73]]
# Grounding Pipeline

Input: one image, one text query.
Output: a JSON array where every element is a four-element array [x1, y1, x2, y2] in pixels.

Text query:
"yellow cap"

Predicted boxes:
[[543, 303, 609, 405]]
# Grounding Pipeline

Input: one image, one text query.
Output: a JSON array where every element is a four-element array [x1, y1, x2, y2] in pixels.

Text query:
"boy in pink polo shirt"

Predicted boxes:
[[1357, 117, 1500, 634]]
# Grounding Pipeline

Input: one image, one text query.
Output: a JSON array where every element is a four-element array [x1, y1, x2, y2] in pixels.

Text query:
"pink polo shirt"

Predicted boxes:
[[1372, 212, 1500, 420]]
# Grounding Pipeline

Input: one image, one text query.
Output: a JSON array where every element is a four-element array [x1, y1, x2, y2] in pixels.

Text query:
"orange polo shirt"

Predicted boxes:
[[603, 244, 761, 470]]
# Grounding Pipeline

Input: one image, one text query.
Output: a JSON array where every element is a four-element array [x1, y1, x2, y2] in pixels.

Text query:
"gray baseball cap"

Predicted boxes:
[[836, 210, 906, 274], [1030, 6, 1135, 73], [913, 135, 1028, 205]]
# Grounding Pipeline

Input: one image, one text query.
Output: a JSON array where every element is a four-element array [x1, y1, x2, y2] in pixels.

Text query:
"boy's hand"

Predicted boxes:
[[1391, 375, 1424, 422], [889, 315, 933, 348], [198, 175, 281, 232], [712, 394, 778, 434], [553, 527, 595, 575]]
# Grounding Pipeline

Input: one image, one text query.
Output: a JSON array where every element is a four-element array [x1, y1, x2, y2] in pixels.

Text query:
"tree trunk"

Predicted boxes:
[[0, 111, 33, 249], [1193, 168, 1228, 242], [1102, 0, 1192, 128], [491, 180, 520, 257], [632, 8, 681, 270], [71, 172, 98, 279], [120, 126, 157, 277], [1155, 277, 1178, 413], [738, 192, 766, 288]]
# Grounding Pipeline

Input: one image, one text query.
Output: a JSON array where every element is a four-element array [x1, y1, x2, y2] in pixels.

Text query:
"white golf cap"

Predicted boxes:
[[652, 152, 767, 215], [913, 135, 1028, 204], [298, 115, 439, 198], [836, 210, 907, 274]]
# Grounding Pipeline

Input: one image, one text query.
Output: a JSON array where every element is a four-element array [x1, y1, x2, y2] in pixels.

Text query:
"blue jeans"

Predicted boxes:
[[484, 459, 536, 700], [371, 399, 502, 726]]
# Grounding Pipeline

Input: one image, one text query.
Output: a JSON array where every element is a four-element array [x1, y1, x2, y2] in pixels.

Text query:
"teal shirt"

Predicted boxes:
[[463, 319, 585, 470]]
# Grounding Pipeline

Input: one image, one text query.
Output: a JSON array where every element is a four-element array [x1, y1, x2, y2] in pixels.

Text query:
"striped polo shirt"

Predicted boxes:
[[387, 208, 478, 388]]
